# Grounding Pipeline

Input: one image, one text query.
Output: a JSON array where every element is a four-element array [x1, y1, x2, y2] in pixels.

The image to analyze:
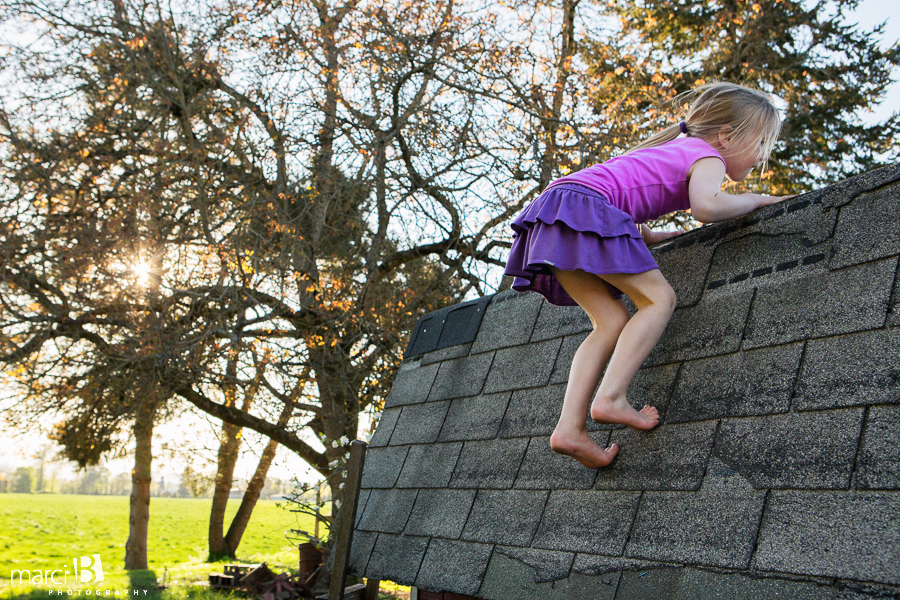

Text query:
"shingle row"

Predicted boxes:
[[351, 485, 900, 590]]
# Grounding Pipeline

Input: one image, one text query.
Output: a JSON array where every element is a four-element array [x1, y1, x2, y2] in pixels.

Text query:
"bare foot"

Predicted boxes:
[[550, 429, 619, 468], [590, 395, 660, 431]]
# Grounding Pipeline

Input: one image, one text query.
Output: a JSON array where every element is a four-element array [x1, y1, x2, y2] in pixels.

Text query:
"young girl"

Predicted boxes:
[[504, 82, 793, 468]]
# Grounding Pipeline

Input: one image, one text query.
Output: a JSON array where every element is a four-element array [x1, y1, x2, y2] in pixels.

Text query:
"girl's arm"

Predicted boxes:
[[687, 158, 793, 223]]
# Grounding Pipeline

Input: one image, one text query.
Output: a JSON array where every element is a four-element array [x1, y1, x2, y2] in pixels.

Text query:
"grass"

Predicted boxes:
[[0, 493, 407, 600], [1, 493, 301, 600]]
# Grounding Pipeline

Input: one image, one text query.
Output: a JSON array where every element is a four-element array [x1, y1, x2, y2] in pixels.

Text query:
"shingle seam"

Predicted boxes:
[[787, 340, 809, 414], [458, 486, 482, 542], [509, 436, 532, 490], [548, 337, 565, 383], [510, 430, 531, 483], [422, 361, 441, 404], [409, 535, 431, 589], [887, 256, 900, 320], [475, 352, 497, 398], [700, 420, 723, 490], [522, 490, 552, 549], [358, 532, 378, 579], [475, 544, 498, 599], [620, 490, 645, 559], [846, 169, 900, 203], [355, 490, 372, 528], [611, 567, 625, 600], [849, 406, 871, 491], [747, 489, 771, 572], [383, 407, 402, 446], [826, 254, 900, 278], [517, 438, 553, 542], [443, 446, 466, 504], [658, 362, 684, 426], [494, 391, 514, 443], [433, 399, 453, 443], [759, 327, 900, 368], [522, 296, 542, 346], [395, 490, 419, 536], [528, 301, 551, 344], [737, 286, 758, 352]]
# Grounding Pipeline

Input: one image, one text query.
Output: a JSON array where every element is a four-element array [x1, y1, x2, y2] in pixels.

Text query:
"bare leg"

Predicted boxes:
[[548, 269, 629, 468], [589, 269, 676, 429]]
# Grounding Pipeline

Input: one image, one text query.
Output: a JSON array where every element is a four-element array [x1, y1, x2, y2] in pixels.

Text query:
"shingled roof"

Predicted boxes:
[[349, 163, 900, 600]]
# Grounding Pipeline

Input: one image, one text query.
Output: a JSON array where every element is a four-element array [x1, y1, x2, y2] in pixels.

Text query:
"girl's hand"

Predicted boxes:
[[638, 224, 683, 246], [760, 194, 797, 206]]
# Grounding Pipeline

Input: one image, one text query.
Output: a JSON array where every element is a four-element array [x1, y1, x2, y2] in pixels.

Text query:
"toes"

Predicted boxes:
[[599, 443, 619, 466]]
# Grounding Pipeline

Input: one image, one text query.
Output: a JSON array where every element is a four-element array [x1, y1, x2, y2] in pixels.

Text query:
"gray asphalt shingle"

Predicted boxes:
[[351, 167, 900, 600]]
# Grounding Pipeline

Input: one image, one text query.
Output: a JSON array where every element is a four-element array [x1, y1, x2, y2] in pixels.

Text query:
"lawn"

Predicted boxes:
[[0, 493, 407, 600], [0, 493, 308, 599]]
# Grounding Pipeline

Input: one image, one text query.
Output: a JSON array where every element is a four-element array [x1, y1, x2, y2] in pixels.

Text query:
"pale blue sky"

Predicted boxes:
[[851, 0, 899, 123]]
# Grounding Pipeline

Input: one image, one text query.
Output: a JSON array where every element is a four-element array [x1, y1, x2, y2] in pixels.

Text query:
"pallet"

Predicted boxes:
[[209, 563, 261, 590]]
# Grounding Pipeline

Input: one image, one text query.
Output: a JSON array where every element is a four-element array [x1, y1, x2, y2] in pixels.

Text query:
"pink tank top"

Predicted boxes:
[[547, 137, 726, 224]]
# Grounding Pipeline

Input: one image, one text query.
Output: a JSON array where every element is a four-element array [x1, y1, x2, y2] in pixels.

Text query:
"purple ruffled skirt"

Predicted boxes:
[[504, 183, 658, 306]]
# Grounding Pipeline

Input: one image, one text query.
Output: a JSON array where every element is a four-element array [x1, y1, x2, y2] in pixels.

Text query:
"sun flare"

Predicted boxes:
[[132, 261, 152, 284]]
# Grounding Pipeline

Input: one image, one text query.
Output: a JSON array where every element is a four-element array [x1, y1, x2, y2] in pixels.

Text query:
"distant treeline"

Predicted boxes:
[[0, 465, 292, 499]]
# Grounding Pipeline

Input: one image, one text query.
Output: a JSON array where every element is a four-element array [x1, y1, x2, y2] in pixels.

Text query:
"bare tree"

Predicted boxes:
[[0, 0, 548, 575]]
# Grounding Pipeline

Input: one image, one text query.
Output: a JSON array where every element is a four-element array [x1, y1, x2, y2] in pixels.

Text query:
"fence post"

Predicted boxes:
[[328, 440, 367, 600], [364, 578, 380, 600]]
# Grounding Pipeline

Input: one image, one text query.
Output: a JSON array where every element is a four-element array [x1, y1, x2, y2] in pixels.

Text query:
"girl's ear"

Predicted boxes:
[[716, 126, 734, 145], [713, 128, 733, 154]]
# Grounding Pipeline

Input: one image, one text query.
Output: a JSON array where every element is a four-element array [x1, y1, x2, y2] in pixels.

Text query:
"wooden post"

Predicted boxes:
[[328, 440, 367, 600], [364, 579, 380, 600]]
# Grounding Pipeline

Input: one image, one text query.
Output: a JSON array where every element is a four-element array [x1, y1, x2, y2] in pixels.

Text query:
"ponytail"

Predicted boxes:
[[626, 123, 683, 154]]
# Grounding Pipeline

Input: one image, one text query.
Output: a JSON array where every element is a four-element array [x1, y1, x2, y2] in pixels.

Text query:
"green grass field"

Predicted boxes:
[[0, 493, 311, 600]]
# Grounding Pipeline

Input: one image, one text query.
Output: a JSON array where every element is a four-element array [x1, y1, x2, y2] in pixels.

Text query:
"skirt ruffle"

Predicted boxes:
[[504, 184, 658, 306]]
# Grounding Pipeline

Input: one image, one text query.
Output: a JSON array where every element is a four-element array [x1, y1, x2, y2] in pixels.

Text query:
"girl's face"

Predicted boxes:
[[717, 130, 768, 182]]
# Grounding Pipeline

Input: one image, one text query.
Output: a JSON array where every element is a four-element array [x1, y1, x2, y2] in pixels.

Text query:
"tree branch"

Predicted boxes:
[[175, 383, 330, 475]]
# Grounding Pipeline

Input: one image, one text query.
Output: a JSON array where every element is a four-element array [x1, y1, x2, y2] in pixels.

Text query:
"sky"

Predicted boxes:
[[1, 0, 898, 491], [850, 0, 900, 124]]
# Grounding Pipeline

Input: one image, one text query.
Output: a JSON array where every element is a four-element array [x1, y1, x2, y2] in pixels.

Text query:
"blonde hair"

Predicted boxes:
[[627, 82, 782, 166]]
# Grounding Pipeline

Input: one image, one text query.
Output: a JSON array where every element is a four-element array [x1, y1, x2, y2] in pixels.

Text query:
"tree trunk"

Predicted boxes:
[[223, 438, 278, 553], [124, 403, 155, 570], [208, 420, 242, 560], [223, 401, 292, 554]]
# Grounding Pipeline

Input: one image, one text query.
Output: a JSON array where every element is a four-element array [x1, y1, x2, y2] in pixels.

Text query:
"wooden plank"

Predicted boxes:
[[327, 440, 368, 600], [317, 583, 367, 600], [345, 583, 366, 600], [364, 579, 380, 600]]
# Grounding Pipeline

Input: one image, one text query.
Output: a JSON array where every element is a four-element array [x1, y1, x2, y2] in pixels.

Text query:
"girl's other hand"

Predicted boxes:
[[763, 194, 797, 206], [638, 224, 683, 246]]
